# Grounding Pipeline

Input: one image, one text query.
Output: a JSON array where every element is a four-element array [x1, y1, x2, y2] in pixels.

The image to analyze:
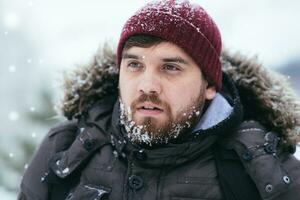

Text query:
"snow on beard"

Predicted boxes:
[[119, 92, 205, 146]]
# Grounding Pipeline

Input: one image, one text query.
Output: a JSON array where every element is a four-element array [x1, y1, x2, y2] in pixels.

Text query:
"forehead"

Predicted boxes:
[[122, 41, 195, 61]]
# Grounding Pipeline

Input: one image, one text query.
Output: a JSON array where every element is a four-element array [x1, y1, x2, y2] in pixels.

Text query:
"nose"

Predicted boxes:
[[138, 70, 162, 95]]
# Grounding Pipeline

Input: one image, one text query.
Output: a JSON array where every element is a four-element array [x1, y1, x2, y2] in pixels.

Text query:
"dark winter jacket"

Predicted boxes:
[[18, 47, 300, 200]]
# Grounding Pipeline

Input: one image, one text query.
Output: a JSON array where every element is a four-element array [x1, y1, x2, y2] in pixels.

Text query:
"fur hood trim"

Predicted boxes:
[[60, 45, 300, 145]]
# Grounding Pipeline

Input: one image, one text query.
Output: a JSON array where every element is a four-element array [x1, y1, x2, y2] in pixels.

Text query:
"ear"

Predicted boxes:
[[205, 85, 216, 100]]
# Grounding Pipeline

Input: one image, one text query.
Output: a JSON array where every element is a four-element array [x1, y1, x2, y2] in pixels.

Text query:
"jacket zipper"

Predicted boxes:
[[123, 157, 133, 200], [156, 163, 165, 200]]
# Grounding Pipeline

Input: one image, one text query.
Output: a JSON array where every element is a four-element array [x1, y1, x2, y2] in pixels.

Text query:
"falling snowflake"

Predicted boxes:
[[28, 1, 33, 6], [9, 65, 16, 72], [31, 132, 36, 138], [9, 153, 14, 158], [24, 164, 29, 169], [9, 111, 19, 121], [30, 106, 36, 112], [4, 13, 19, 29], [27, 59, 32, 63], [4, 31, 8, 35]]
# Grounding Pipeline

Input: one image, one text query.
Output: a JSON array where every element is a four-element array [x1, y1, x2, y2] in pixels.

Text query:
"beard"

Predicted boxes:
[[119, 87, 207, 146]]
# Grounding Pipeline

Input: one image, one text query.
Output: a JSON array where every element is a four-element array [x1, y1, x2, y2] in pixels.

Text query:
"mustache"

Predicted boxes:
[[131, 93, 166, 111], [130, 93, 172, 115], [135, 93, 162, 104]]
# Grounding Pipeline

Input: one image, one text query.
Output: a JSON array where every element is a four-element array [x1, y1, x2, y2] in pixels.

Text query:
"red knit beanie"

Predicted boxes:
[[117, 0, 222, 90]]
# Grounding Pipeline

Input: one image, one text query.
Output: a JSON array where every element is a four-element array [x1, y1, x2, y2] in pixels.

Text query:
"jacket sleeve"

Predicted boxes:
[[18, 120, 78, 200]]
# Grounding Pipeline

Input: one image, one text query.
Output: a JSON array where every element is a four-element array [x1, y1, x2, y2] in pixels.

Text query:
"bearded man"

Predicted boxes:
[[19, 0, 300, 200]]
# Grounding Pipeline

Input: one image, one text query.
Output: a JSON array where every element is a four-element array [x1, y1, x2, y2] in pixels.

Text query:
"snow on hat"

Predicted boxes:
[[117, 0, 222, 90]]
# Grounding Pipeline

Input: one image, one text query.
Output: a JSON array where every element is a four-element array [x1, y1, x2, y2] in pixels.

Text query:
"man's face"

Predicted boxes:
[[119, 42, 216, 145]]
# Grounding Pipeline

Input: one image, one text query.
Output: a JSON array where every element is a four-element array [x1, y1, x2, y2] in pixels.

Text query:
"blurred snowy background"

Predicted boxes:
[[0, 0, 300, 199]]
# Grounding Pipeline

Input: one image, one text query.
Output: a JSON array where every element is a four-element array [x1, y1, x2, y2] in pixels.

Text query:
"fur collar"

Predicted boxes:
[[60, 45, 300, 145]]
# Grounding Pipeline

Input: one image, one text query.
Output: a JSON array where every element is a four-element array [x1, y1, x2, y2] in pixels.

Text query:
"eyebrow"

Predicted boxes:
[[122, 53, 189, 65], [162, 56, 189, 65], [122, 53, 139, 60]]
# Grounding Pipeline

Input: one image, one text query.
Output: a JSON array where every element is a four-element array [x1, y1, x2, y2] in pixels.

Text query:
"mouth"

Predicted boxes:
[[136, 103, 164, 115]]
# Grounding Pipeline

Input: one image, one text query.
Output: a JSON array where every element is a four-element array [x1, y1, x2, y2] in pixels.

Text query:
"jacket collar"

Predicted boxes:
[[193, 93, 233, 131]]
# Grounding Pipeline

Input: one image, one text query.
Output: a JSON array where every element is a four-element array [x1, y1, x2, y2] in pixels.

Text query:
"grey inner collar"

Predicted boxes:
[[193, 93, 233, 131]]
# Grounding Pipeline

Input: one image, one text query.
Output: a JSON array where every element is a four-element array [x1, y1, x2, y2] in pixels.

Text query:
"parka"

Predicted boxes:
[[18, 46, 300, 200]]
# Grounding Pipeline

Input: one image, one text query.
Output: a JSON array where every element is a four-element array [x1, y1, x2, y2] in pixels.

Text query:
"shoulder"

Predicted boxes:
[[48, 119, 78, 138], [225, 120, 296, 158]]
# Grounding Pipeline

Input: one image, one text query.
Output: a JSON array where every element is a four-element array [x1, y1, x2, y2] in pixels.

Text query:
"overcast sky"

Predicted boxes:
[[1, 0, 300, 72]]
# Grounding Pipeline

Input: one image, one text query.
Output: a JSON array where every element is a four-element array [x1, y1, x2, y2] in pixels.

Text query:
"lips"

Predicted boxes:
[[137, 103, 163, 111], [136, 103, 163, 115], [140, 105, 162, 111]]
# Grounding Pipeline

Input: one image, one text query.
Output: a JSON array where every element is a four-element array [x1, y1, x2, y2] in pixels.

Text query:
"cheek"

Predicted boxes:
[[119, 74, 137, 107], [166, 79, 202, 113]]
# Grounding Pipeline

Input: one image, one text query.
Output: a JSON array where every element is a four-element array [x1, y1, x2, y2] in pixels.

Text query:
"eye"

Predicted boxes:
[[162, 64, 181, 72], [127, 61, 143, 71]]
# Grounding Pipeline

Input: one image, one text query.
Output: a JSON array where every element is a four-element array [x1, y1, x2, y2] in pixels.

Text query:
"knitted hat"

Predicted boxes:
[[117, 0, 222, 90]]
